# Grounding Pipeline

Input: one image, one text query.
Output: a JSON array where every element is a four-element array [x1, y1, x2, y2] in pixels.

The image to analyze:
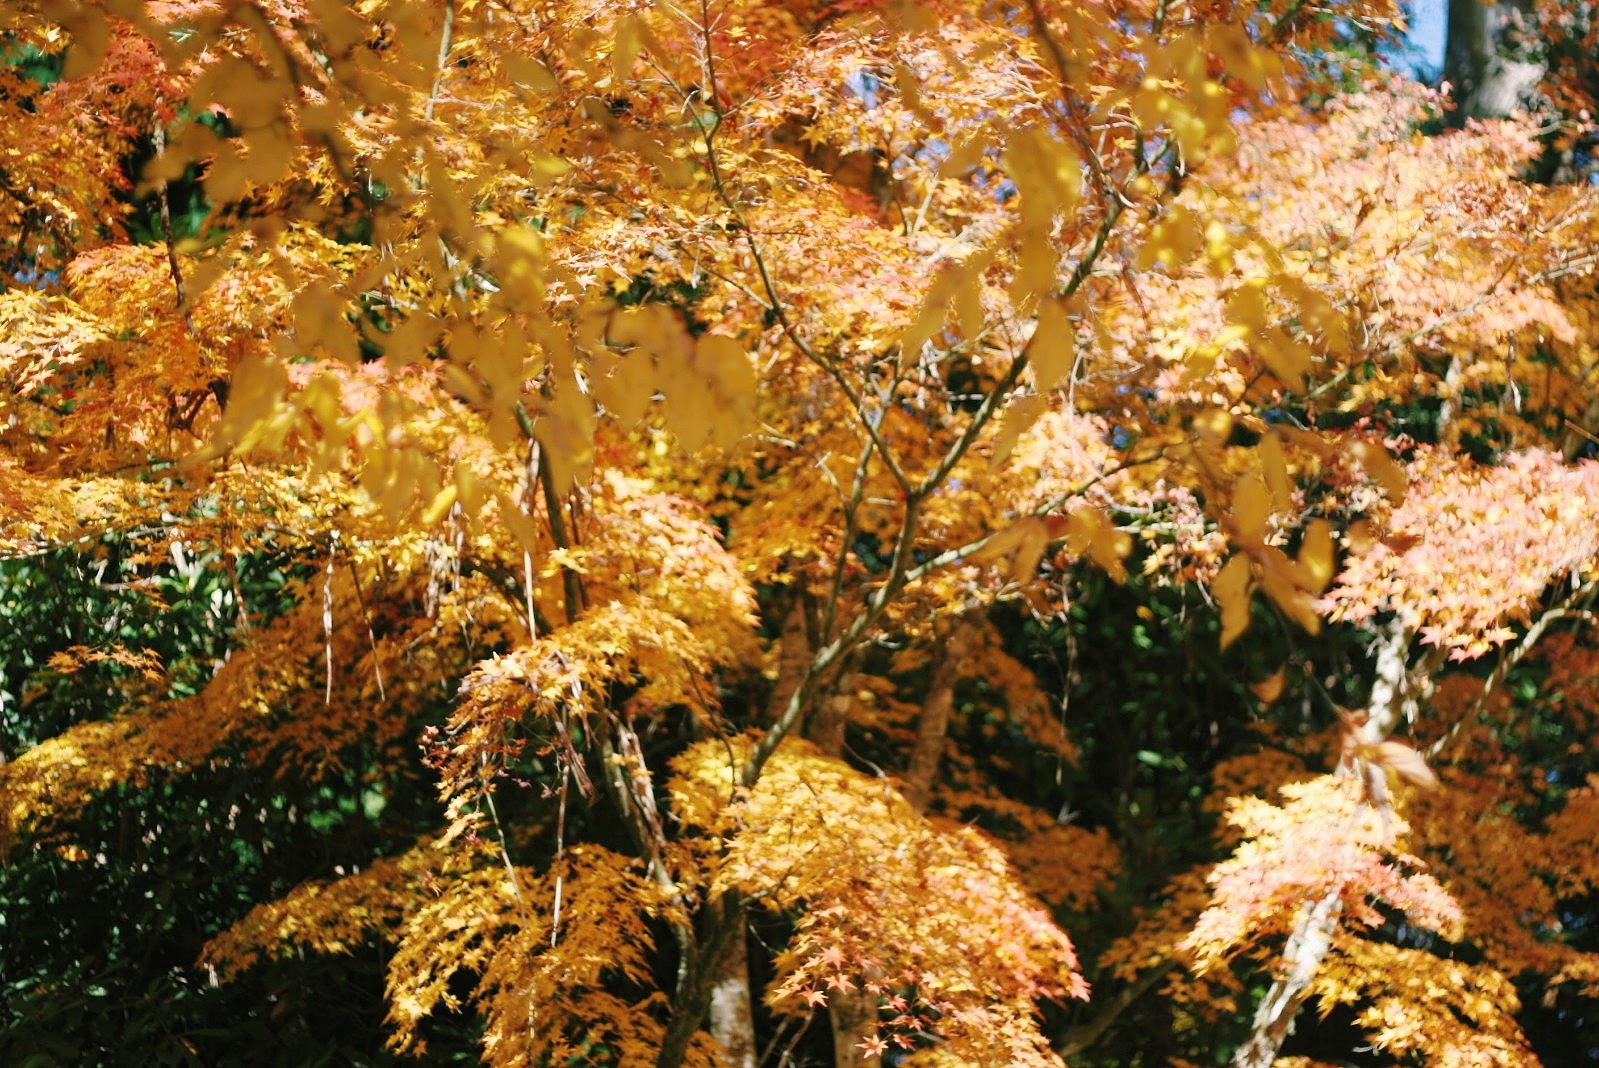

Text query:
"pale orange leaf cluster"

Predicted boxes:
[[1323, 448, 1599, 658]]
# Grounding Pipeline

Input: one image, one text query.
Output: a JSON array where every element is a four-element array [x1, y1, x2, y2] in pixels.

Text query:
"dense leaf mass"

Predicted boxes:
[[3, 1, 1599, 1066]]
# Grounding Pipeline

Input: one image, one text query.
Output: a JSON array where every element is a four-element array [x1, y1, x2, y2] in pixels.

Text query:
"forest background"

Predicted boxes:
[[3, 1, 1599, 1066]]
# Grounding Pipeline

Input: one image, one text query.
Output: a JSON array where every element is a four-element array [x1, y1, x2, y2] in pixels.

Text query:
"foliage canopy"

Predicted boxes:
[[4, 0, 1599, 1065]]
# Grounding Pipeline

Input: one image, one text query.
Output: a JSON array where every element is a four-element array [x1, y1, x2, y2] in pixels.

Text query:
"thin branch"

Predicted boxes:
[[425, 0, 456, 124], [741, 128, 1153, 789], [1428, 578, 1599, 761], [817, 431, 880, 647], [152, 121, 192, 331], [522, 440, 542, 641], [344, 555, 387, 702], [536, 438, 586, 624], [688, 14, 910, 497], [901, 445, 1169, 585], [322, 533, 336, 705], [1057, 960, 1177, 1057]]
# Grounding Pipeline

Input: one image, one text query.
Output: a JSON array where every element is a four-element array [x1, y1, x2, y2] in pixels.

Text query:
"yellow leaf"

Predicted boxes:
[[612, 15, 646, 83], [1257, 546, 1321, 636], [1192, 408, 1233, 450], [591, 352, 655, 430], [694, 333, 756, 449], [497, 493, 542, 556], [212, 355, 289, 456], [1213, 553, 1253, 649], [1030, 299, 1075, 390], [1004, 126, 1081, 228], [1226, 280, 1269, 332], [1255, 326, 1311, 392], [533, 377, 596, 493], [901, 252, 992, 364], [504, 54, 560, 93], [1351, 440, 1408, 504], [419, 483, 459, 527], [1207, 24, 1268, 91], [1010, 231, 1059, 305], [1137, 203, 1203, 272], [1249, 667, 1286, 705], [1232, 470, 1271, 547], [990, 394, 1047, 467], [1259, 432, 1293, 513], [60, 9, 111, 81], [1345, 518, 1377, 555], [1297, 518, 1335, 594], [1373, 740, 1438, 790], [1072, 505, 1132, 583], [969, 516, 1052, 585]]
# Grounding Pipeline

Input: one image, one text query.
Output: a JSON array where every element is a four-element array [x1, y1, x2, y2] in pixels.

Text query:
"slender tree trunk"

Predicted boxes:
[[659, 894, 747, 1068], [767, 595, 812, 723], [702, 597, 817, 1067], [1232, 889, 1343, 1068], [903, 622, 972, 810], [708, 924, 757, 1068], [1231, 619, 1443, 1067], [827, 989, 881, 1068], [802, 665, 879, 1067], [1444, 0, 1543, 124], [1437, 355, 1463, 450], [808, 677, 854, 760]]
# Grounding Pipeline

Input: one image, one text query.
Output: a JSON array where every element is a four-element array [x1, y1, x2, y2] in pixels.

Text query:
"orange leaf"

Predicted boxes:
[[1249, 667, 1286, 705]]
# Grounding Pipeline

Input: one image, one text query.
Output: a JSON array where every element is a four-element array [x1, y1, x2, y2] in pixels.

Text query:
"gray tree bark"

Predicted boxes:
[[1230, 619, 1445, 1068], [708, 929, 757, 1068], [1443, 0, 1544, 124]]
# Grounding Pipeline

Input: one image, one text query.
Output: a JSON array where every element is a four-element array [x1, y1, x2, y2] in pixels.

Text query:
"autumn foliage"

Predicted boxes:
[[3, 0, 1599, 1065]]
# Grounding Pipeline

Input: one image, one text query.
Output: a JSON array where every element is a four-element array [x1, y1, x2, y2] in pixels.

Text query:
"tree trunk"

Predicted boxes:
[[767, 595, 813, 723], [708, 922, 757, 1068], [699, 599, 819, 1067], [658, 894, 747, 1068], [1231, 888, 1343, 1068], [807, 676, 854, 759], [1230, 619, 1443, 1067], [827, 987, 881, 1068], [903, 622, 972, 810], [1443, 0, 1543, 124]]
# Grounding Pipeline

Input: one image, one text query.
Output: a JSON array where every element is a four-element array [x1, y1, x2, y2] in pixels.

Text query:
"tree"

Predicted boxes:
[[3, 1, 1599, 1066], [1444, 0, 1545, 122], [1442, 0, 1598, 180]]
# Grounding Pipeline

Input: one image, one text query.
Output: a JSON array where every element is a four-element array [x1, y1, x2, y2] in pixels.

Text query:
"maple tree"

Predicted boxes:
[[3, 0, 1599, 1066]]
